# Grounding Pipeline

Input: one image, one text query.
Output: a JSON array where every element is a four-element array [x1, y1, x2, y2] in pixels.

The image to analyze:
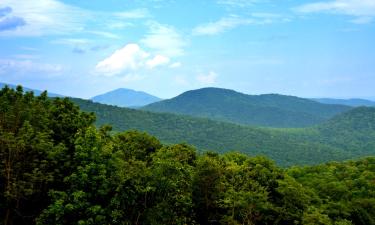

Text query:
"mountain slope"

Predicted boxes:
[[312, 98, 375, 107], [314, 107, 375, 151], [91, 88, 161, 107], [142, 87, 351, 128], [0, 82, 63, 97], [72, 98, 375, 166]]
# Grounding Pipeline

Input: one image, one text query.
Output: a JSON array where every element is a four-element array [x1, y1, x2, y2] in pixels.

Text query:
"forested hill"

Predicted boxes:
[[314, 107, 375, 152], [91, 88, 161, 107], [72, 98, 375, 166], [142, 87, 351, 128]]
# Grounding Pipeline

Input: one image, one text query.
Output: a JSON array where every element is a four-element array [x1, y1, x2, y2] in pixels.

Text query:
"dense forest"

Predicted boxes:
[[1, 86, 374, 225], [142, 87, 351, 128], [72, 98, 375, 167]]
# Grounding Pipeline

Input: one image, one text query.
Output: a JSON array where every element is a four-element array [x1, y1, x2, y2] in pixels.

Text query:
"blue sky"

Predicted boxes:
[[0, 0, 374, 99]]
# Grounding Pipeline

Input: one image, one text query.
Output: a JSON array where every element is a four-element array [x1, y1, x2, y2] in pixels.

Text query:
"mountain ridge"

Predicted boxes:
[[312, 98, 375, 107], [142, 87, 352, 128]]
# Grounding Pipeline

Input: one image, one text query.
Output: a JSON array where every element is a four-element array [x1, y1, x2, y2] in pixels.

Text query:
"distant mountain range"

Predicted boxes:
[[0, 82, 63, 97], [142, 87, 352, 128], [2, 82, 375, 166], [91, 88, 161, 108], [72, 97, 375, 166], [312, 98, 375, 107]]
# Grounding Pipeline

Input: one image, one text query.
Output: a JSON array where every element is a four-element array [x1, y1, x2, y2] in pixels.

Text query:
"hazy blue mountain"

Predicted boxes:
[[0, 82, 63, 97], [72, 98, 375, 166], [142, 87, 352, 128], [91, 88, 161, 108], [312, 98, 375, 107]]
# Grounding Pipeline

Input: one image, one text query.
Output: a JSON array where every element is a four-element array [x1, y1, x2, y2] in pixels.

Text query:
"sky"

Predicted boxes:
[[0, 0, 374, 99]]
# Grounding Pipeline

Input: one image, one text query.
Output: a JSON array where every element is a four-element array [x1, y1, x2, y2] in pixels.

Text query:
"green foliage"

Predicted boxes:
[[0, 86, 93, 225], [142, 87, 351, 128], [288, 157, 375, 225]]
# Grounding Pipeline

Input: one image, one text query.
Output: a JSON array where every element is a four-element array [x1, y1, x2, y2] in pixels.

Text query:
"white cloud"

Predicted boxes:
[[141, 22, 187, 57], [196, 71, 218, 85], [0, 59, 63, 74], [146, 55, 170, 68], [95, 44, 150, 76], [295, 0, 375, 24], [95, 43, 175, 76]]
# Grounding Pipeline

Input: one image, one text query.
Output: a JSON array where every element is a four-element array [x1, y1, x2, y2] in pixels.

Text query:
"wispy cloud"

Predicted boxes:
[[192, 14, 286, 36], [52, 38, 92, 46], [0, 59, 63, 74], [0, 0, 89, 36], [52, 38, 109, 54], [295, 0, 375, 24], [87, 30, 120, 39], [193, 16, 252, 36], [141, 22, 187, 57], [0, 1, 150, 37]]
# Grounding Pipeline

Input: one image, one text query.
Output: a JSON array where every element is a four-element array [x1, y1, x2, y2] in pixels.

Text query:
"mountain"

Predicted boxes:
[[312, 98, 375, 107], [91, 88, 161, 108], [142, 87, 352, 128], [72, 98, 375, 166], [0, 82, 63, 97]]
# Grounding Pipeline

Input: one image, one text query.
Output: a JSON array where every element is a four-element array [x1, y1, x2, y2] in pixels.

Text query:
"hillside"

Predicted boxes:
[[313, 98, 375, 107], [72, 98, 375, 166], [142, 87, 351, 128], [91, 88, 161, 107]]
